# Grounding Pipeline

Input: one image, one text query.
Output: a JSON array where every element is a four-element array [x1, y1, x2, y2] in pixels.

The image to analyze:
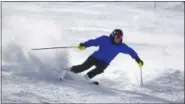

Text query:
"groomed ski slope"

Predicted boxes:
[[2, 2, 184, 103]]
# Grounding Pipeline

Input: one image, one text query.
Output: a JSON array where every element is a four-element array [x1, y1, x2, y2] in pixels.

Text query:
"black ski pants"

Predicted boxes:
[[71, 56, 108, 79]]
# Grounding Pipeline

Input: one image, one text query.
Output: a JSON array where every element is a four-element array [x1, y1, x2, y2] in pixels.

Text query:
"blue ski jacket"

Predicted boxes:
[[84, 35, 140, 64]]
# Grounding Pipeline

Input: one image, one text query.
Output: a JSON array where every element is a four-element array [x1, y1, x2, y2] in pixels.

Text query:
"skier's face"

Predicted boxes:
[[114, 34, 122, 43]]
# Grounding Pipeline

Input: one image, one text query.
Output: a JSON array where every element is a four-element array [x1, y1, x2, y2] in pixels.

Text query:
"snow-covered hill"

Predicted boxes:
[[2, 2, 184, 103]]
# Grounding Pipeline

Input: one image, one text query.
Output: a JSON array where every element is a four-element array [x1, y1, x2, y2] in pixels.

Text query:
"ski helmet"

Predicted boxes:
[[109, 29, 123, 44]]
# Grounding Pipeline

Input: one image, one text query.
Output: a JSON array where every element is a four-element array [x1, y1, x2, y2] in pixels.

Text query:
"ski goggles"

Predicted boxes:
[[114, 34, 122, 40]]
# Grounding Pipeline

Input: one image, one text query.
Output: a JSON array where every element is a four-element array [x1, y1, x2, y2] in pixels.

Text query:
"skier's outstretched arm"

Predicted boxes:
[[120, 44, 144, 67], [77, 36, 106, 50]]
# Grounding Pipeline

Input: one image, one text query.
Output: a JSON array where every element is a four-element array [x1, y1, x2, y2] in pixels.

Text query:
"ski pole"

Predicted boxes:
[[140, 66, 143, 86], [31, 46, 77, 51]]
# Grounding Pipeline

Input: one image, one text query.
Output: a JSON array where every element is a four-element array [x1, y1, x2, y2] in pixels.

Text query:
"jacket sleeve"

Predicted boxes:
[[120, 44, 140, 60], [84, 36, 106, 47]]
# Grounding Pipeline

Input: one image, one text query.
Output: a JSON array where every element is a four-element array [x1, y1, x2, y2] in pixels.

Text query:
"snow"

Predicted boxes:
[[2, 2, 184, 103]]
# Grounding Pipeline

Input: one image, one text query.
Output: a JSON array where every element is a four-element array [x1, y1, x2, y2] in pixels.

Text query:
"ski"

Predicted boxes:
[[90, 81, 99, 85], [59, 70, 99, 85]]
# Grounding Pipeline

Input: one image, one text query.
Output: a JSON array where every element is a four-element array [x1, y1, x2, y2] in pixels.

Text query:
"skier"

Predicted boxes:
[[69, 29, 144, 84]]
